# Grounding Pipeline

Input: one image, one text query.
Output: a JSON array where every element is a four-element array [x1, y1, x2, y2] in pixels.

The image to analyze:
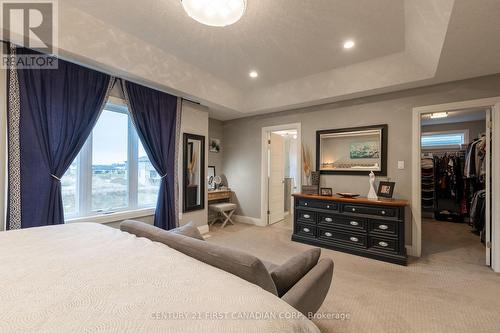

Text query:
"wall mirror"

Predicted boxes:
[[183, 133, 205, 212], [316, 124, 388, 175]]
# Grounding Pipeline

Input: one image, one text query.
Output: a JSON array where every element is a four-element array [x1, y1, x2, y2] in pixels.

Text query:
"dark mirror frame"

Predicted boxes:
[[316, 124, 388, 176], [183, 133, 205, 212]]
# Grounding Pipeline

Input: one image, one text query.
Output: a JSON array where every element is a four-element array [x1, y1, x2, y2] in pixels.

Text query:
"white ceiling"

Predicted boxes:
[[65, 0, 405, 89], [40, 0, 500, 120]]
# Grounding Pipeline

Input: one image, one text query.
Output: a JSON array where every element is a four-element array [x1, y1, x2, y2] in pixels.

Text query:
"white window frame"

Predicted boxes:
[[421, 129, 469, 150], [65, 97, 157, 222]]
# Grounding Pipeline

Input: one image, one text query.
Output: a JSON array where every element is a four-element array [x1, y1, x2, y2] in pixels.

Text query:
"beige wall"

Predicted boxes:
[[222, 74, 500, 244], [208, 118, 224, 177]]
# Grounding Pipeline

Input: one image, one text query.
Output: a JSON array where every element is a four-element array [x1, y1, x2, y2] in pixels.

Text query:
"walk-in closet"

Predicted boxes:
[[420, 108, 491, 265]]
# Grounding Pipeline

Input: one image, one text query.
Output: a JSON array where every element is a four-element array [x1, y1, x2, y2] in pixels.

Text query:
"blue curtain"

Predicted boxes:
[[11, 48, 113, 228], [124, 81, 178, 230]]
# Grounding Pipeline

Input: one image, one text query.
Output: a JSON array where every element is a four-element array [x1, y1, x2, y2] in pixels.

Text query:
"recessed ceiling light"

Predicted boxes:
[[343, 40, 355, 49], [430, 112, 448, 119], [249, 70, 258, 78], [181, 0, 246, 27]]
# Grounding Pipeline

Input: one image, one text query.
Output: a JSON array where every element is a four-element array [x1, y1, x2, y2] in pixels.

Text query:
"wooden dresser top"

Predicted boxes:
[[292, 193, 409, 207]]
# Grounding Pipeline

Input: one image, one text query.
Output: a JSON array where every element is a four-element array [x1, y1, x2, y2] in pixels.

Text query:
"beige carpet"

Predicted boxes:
[[206, 219, 500, 333]]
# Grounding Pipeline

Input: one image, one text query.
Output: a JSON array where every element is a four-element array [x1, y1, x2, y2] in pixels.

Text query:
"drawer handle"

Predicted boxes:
[[378, 224, 389, 230], [350, 237, 359, 242], [350, 221, 359, 226], [378, 241, 389, 247], [325, 217, 333, 222], [381, 210, 386, 215], [324, 232, 333, 237], [303, 214, 311, 219], [303, 228, 310, 233], [351, 208, 356, 212]]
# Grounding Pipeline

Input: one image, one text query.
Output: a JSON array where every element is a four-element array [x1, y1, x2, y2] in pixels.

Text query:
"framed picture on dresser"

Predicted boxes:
[[320, 187, 333, 196], [377, 181, 395, 198]]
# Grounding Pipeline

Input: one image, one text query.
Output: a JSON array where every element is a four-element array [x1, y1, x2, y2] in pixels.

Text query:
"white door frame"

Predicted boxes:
[[412, 97, 500, 273], [261, 123, 302, 226]]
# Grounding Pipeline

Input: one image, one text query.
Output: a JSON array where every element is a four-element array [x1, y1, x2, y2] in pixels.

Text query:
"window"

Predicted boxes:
[[62, 101, 160, 219], [61, 158, 78, 216], [421, 130, 468, 149], [138, 141, 161, 207]]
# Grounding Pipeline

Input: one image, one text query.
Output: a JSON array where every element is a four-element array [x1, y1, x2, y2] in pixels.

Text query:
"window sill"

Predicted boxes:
[[65, 207, 155, 225]]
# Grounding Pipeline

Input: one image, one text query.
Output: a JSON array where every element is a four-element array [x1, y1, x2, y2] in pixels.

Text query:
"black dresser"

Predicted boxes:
[[292, 193, 408, 265]]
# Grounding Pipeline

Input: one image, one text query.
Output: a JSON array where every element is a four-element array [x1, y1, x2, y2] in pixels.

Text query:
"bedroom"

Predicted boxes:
[[1, 1, 500, 332]]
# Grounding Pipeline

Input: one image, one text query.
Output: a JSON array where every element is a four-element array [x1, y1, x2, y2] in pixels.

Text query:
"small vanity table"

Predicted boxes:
[[292, 193, 408, 265], [208, 189, 232, 202]]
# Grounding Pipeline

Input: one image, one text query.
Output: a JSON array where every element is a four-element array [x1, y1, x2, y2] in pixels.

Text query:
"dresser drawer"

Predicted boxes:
[[297, 199, 338, 211], [296, 210, 316, 223], [343, 204, 397, 218], [317, 227, 367, 248], [369, 236, 398, 253], [369, 220, 398, 236], [318, 214, 367, 232], [296, 223, 316, 238]]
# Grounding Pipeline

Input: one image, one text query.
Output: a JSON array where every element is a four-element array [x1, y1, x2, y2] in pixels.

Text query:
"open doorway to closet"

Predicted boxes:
[[261, 123, 301, 230], [420, 108, 491, 266]]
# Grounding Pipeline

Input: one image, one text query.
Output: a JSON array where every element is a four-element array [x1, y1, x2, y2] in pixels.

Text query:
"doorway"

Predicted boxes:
[[261, 123, 301, 229], [419, 108, 489, 266], [412, 97, 500, 273]]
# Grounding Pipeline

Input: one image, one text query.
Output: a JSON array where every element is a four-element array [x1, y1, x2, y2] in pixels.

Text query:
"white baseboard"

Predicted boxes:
[[233, 215, 265, 226], [197, 225, 210, 234]]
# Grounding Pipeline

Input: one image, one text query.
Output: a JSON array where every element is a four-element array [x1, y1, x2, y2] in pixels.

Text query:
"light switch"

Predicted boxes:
[[398, 160, 405, 170]]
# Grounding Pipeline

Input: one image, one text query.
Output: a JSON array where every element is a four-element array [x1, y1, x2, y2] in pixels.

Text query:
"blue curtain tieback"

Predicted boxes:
[[51, 174, 61, 181], [161, 173, 168, 179]]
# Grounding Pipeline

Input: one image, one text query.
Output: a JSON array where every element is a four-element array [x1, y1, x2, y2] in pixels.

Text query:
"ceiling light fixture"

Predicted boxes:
[[430, 112, 448, 119], [181, 0, 246, 27], [249, 70, 258, 78], [343, 40, 355, 49]]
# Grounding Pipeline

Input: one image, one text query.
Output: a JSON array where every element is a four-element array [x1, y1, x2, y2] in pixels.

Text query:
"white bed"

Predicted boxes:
[[0, 223, 319, 333]]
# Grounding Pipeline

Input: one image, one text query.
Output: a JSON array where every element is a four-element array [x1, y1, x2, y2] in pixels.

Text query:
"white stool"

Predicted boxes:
[[209, 203, 237, 228]]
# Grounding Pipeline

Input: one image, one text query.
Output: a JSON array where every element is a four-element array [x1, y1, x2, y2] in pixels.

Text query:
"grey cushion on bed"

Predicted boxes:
[[282, 258, 334, 315], [270, 248, 321, 297], [170, 221, 204, 240], [120, 220, 278, 295]]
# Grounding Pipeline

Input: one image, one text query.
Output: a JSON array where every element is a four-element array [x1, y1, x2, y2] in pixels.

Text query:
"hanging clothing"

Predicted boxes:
[[470, 190, 486, 243], [432, 153, 465, 222], [434, 154, 464, 204], [464, 136, 486, 179]]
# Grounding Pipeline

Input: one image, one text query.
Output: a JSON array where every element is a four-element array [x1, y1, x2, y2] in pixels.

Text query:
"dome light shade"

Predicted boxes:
[[181, 0, 246, 27]]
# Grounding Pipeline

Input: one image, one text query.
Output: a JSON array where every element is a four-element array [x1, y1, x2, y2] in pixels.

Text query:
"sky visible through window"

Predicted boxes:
[[92, 109, 150, 164], [93, 110, 129, 164]]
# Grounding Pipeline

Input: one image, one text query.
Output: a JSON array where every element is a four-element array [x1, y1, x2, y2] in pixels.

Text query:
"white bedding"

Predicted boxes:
[[0, 223, 319, 333]]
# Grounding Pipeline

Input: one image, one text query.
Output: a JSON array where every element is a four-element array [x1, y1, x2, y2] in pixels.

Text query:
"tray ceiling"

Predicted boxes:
[[27, 0, 500, 119]]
